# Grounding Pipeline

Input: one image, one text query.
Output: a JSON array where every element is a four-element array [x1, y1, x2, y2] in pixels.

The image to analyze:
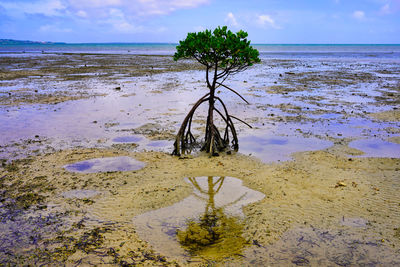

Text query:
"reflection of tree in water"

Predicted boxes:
[[176, 176, 247, 260]]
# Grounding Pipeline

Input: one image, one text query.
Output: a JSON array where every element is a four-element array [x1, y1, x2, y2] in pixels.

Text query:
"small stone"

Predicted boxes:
[[179, 155, 193, 160], [335, 181, 347, 188]]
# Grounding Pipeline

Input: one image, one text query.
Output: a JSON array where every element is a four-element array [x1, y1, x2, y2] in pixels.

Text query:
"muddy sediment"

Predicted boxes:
[[370, 109, 400, 122], [1, 145, 400, 265], [1, 53, 400, 265], [0, 54, 202, 106]]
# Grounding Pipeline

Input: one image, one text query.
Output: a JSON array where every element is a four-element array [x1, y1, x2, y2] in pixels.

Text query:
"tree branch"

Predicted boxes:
[[206, 65, 211, 88], [215, 82, 250, 104], [230, 115, 253, 128]]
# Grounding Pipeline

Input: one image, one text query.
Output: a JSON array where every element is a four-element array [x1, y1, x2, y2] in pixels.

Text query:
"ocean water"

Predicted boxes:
[[1, 43, 400, 60]]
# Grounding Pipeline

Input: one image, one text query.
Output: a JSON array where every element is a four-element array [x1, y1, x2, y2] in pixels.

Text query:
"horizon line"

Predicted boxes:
[[1, 39, 400, 46]]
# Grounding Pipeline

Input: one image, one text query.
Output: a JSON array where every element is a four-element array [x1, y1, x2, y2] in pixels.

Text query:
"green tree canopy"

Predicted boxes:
[[174, 26, 260, 85]]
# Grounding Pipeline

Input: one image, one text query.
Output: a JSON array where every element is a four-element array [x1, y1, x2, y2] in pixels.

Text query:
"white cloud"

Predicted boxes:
[[380, 3, 393, 14], [0, 0, 209, 18], [225, 12, 238, 27], [257, 14, 280, 29], [103, 8, 143, 33], [68, 0, 121, 9], [0, 0, 209, 37], [40, 24, 72, 32], [67, 0, 209, 16], [384, 0, 400, 13], [161, 0, 207, 11], [0, 0, 66, 16], [76, 10, 88, 18], [352, 10, 365, 20], [258, 15, 273, 25], [116, 21, 138, 32]]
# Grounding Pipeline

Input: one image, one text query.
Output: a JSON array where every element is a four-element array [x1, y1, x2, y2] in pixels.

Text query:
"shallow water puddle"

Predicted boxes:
[[112, 135, 142, 143], [64, 156, 145, 173], [146, 140, 172, 149], [133, 176, 265, 262], [239, 134, 332, 162], [349, 138, 400, 158]]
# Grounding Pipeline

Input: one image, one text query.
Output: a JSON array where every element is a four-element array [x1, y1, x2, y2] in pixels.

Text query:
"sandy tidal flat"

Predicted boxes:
[[0, 53, 399, 265]]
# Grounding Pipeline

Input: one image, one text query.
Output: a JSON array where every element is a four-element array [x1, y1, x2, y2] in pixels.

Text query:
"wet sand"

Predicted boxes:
[[1, 146, 399, 265], [0, 53, 399, 265]]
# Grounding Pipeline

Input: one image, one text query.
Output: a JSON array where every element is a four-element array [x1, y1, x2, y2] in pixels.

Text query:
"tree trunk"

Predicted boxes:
[[205, 86, 216, 154], [173, 62, 242, 156], [202, 62, 229, 155]]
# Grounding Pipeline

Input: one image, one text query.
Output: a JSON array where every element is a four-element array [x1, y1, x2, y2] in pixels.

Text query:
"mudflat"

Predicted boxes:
[[1, 53, 399, 265]]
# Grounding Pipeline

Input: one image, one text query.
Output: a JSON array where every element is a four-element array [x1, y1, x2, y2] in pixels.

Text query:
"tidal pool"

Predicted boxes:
[[64, 156, 145, 173], [146, 140, 173, 149], [349, 138, 400, 158], [133, 176, 265, 262], [112, 135, 142, 143], [239, 134, 332, 162]]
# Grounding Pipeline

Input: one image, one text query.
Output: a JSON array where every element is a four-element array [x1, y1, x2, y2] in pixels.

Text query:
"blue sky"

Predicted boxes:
[[0, 0, 399, 43]]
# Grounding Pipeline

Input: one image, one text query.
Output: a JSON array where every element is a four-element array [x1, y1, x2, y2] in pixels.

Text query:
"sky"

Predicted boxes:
[[0, 0, 399, 43]]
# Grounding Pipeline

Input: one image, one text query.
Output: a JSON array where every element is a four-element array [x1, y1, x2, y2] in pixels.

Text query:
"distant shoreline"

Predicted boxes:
[[1, 39, 399, 46], [0, 39, 66, 45], [1, 41, 400, 59]]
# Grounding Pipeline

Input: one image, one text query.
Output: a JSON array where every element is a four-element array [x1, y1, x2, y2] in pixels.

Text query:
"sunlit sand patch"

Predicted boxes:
[[61, 189, 101, 199], [388, 136, 400, 144], [2, 146, 400, 265], [248, 227, 400, 266], [340, 217, 368, 227], [370, 110, 400, 122], [89, 146, 399, 265]]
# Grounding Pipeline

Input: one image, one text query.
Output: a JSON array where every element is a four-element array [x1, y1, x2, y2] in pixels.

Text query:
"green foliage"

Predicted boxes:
[[174, 26, 260, 75]]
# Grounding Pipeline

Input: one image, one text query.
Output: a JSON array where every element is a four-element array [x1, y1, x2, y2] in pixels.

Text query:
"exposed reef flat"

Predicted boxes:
[[1, 52, 399, 265]]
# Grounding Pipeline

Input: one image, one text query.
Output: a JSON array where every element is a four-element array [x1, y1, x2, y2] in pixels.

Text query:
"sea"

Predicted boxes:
[[1, 43, 400, 60]]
